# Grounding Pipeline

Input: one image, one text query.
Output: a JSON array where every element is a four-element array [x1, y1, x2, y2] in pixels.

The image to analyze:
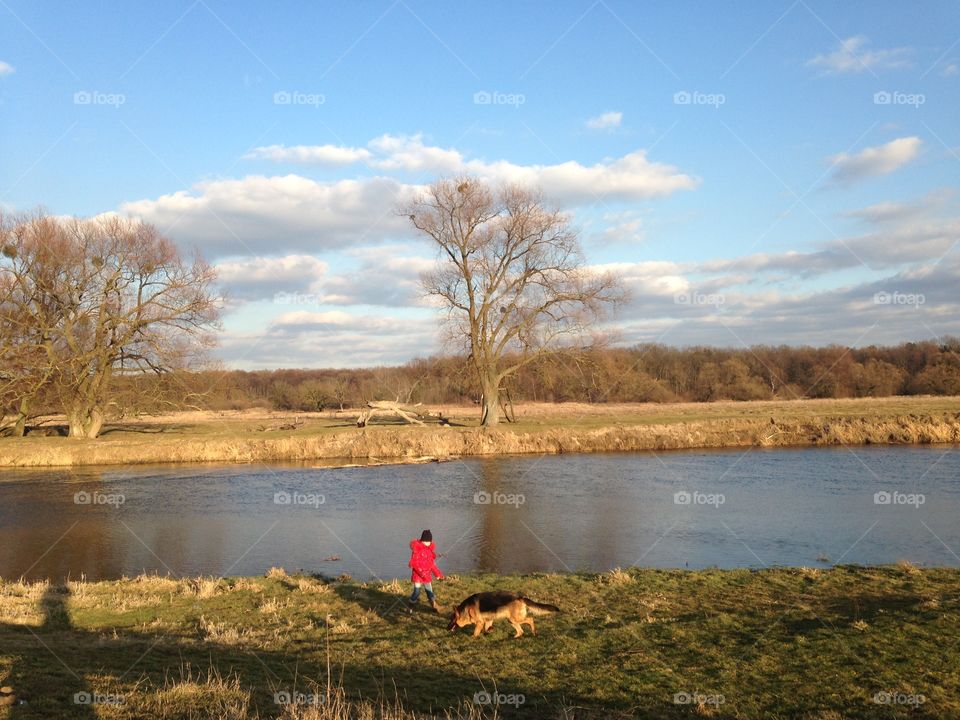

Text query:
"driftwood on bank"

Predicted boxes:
[[253, 417, 304, 432], [356, 401, 449, 428]]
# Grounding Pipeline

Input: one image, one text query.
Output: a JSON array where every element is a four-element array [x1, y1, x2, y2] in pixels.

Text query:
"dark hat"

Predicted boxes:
[[420, 529, 433, 542]]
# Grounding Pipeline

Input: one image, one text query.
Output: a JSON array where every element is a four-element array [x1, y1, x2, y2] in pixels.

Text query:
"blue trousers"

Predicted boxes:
[[410, 582, 434, 602]]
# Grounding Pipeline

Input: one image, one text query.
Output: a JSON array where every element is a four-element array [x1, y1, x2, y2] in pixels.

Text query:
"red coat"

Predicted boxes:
[[408, 539, 444, 583]]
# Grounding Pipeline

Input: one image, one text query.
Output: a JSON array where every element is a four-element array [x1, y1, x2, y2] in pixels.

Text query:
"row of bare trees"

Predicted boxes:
[[0, 212, 220, 438], [91, 339, 958, 417]]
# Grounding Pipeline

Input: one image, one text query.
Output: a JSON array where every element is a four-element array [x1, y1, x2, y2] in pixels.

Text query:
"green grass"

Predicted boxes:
[[1, 565, 957, 718]]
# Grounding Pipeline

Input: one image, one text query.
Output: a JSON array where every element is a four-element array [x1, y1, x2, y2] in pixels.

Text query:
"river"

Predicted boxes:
[[1, 445, 956, 581]]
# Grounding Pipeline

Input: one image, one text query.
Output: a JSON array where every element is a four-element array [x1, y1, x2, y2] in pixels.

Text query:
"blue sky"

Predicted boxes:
[[2, 1, 958, 368]]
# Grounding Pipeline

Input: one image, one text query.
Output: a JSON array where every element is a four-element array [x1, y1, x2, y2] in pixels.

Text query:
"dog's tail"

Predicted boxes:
[[522, 597, 561, 615]]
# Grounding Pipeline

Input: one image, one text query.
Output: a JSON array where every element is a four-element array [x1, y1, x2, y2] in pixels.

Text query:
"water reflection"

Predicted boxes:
[[0, 446, 957, 581]]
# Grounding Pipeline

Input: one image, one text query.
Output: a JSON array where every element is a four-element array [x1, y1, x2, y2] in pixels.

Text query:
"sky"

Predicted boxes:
[[1, 0, 958, 369]]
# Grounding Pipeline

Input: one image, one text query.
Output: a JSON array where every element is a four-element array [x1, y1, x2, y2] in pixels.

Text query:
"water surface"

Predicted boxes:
[[1, 445, 957, 581]]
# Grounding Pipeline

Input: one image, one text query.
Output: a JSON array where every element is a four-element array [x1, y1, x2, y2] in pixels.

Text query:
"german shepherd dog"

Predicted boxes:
[[447, 591, 560, 638]]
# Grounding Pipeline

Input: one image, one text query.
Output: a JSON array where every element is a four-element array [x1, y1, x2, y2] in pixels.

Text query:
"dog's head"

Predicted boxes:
[[448, 606, 467, 632]]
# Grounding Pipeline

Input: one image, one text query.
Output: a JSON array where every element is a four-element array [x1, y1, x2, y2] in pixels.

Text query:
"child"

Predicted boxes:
[[408, 529, 444, 612]]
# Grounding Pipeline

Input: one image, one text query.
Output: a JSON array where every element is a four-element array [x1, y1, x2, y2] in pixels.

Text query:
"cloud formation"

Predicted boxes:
[[244, 133, 698, 202], [829, 136, 921, 185], [585, 111, 623, 131], [807, 36, 912, 74], [119, 136, 697, 258], [215, 254, 328, 301], [244, 144, 372, 165], [119, 175, 414, 258], [0, 61, 14, 76]]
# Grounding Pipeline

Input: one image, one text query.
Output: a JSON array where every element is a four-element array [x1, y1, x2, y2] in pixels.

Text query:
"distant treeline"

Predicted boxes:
[[107, 340, 960, 415]]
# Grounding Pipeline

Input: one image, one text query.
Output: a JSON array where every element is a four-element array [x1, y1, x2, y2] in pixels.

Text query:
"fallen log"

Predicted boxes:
[[356, 401, 447, 428]]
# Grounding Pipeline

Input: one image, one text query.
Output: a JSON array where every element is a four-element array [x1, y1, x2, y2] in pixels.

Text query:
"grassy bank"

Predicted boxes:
[[0, 565, 957, 718], [1, 397, 958, 468]]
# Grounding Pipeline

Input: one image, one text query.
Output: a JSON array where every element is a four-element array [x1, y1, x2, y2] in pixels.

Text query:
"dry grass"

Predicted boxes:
[[2, 567, 959, 718], [602, 567, 634, 586], [1, 396, 958, 468]]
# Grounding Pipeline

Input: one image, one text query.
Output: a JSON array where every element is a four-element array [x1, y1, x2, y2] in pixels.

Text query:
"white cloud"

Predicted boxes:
[[0, 61, 14, 76], [243, 144, 371, 165], [317, 246, 435, 307], [366, 133, 464, 174], [120, 138, 697, 259], [217, 310, 439, 369], [807, 36, 912, 74], [942, 63, 959, 77], [829, 136, 921, 185], [467, 151, 697, 203], [215, 254, 328, 301], [585, 111, 623, 131], [119, 175, 416, 259], [597, 211, 644, 243], [246, 133, 698, 203], [844, 188, 956, 224]]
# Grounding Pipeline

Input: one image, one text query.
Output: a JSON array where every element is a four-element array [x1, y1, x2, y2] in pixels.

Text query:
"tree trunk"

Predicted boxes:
[[11, 397, 28, 438], [480, 379, 501, 427], [68, 405, 105, 439]]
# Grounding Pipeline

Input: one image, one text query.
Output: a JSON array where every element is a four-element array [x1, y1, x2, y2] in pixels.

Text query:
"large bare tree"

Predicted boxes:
[[402, 177, 624, 426], [0, 212, 221, 438]]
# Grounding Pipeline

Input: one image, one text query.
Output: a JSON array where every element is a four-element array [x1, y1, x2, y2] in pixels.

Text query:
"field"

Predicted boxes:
[[0, 565, 956, 718], [1, 396, 958, 467]]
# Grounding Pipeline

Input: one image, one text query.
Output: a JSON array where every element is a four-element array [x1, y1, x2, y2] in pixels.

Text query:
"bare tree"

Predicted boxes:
[[402, 176, 624, 426], [0, 213, 66, 435], [0, 213, 221, 438]]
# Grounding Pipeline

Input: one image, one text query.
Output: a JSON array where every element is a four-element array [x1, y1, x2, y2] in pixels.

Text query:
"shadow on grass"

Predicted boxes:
[[1, 583, 609, 719], [97, 423, 194, 436]]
